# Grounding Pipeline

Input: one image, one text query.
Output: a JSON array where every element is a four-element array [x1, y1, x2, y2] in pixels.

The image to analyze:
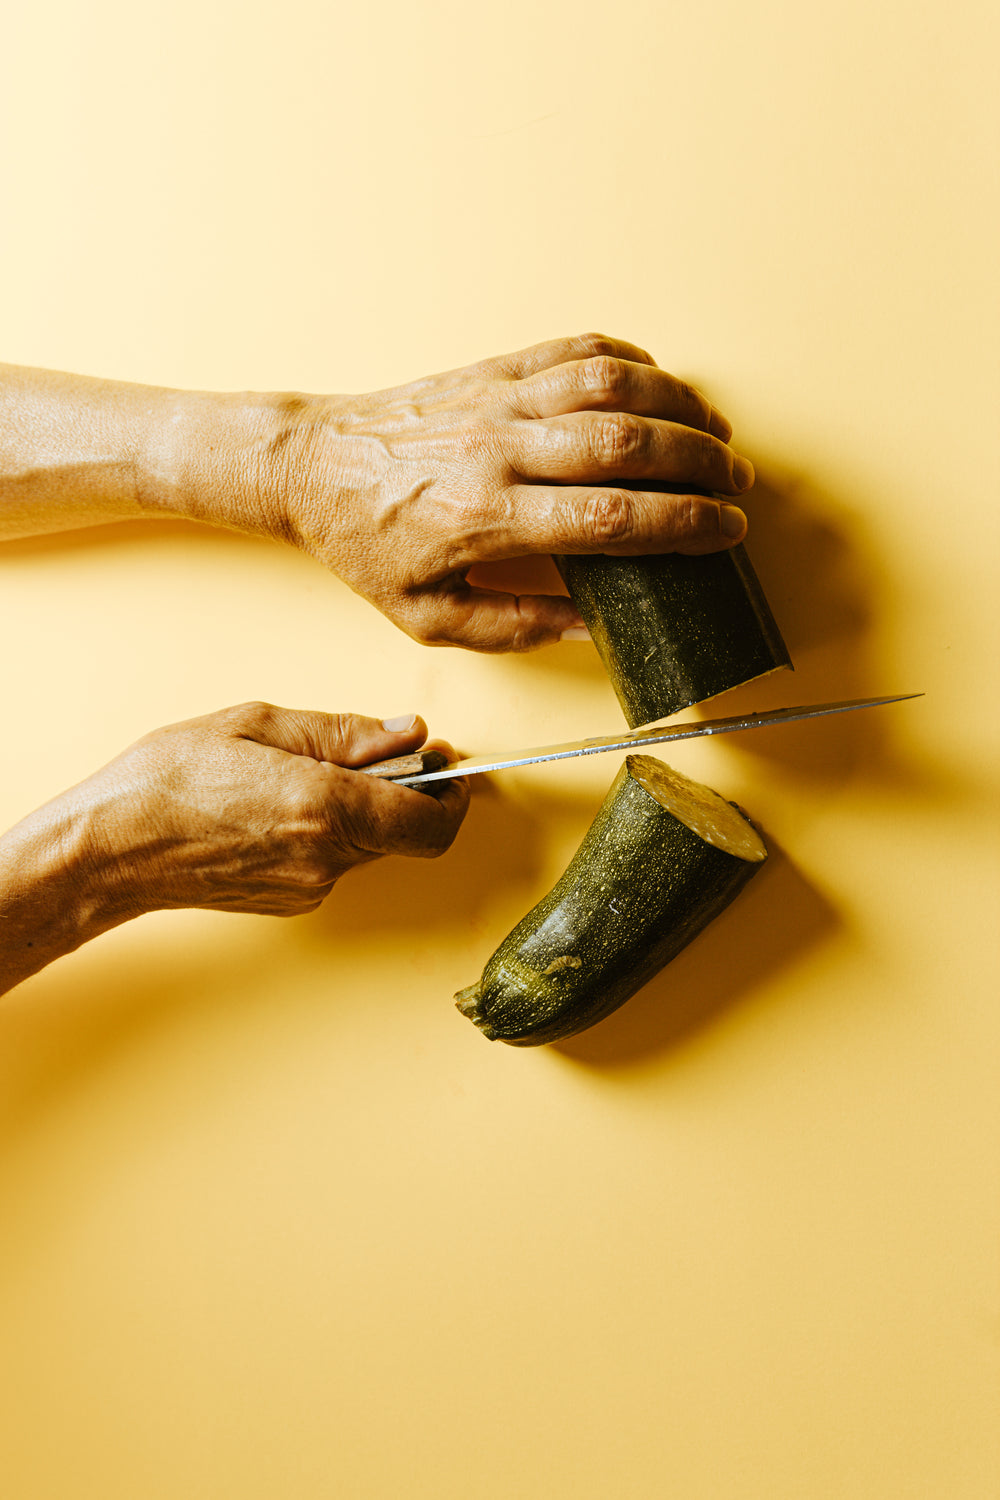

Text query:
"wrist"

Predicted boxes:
[[0, 792, 140, 996], [142, 386, 349, 547]]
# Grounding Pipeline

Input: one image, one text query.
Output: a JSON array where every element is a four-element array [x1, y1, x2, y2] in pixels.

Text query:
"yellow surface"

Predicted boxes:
[[2, 2, 998, 1496]]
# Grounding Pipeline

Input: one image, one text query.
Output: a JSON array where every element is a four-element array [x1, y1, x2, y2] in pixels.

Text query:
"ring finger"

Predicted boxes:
[[511, 410, 754, 495]]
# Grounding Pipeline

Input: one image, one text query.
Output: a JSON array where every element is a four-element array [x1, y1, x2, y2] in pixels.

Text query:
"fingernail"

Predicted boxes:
[[560, 626, 592, 641], [732, 455, 755, 490], [720, 504, 747, 539], [722, 507, 746, 543], [381, 713, 417, 732]]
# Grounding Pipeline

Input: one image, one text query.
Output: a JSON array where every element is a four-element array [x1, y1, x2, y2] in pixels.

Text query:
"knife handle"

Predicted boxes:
[[357, 748, 450, 782]]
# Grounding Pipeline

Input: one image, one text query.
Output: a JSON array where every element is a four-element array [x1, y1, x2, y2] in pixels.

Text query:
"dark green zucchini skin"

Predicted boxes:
[[455, 758, 765, 1047], [554, 539, 791, 728]]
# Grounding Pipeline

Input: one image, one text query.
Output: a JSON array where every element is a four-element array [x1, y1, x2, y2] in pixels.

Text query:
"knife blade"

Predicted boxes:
[[360, 693, 922, 787]]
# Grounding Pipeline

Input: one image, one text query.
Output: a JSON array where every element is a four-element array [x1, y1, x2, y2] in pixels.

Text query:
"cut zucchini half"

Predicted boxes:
[[455, 754, 766, 1047], [554, 539, 792, 727]]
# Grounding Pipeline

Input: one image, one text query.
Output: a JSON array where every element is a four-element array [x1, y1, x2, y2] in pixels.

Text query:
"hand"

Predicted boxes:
[[269, 332, 755, 652], [0, 703, 468, 1003], [72, 702, 469, 919], [2, 340, 753, 655]]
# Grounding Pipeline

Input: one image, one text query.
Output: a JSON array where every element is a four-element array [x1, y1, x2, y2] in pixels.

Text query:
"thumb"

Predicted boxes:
[[221, 701, 430, 766]]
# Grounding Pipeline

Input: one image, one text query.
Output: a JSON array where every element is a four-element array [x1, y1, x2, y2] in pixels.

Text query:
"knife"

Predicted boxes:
[[359, 693, 922, 788]]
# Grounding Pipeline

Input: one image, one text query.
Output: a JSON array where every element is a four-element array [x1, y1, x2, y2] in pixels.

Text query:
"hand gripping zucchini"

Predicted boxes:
[[455, 754, 766, 1046], [555, 536, 792, 727]]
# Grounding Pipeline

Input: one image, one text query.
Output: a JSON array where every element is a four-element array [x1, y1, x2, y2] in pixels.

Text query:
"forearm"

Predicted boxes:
[[0, 792, 135, 998], [0, 364, 303, 542]]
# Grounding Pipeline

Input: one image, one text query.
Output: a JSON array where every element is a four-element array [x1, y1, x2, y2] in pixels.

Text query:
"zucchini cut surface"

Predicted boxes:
[[455, 754, 766, 1047], [555, 542, 792, 727]]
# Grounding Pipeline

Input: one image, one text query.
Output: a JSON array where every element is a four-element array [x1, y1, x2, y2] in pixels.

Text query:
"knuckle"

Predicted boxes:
[[407, 613, 451, 648], [676, 378, 711, 428], [680, 494, 704, 539], [583, 354, 626, 403], [590, 412, 644, 468], [706, 429, 729, 469], [320, 712, 360, 762], [681, 426, 721, 475], [581, 488, 636, 548], [577, 331, 617, 361], [392, 593, 442, 648], [298, 857, 336, 891], [667, 493, 719, 550], [227, 699, 275, 730], [506, 620, 538, 654]]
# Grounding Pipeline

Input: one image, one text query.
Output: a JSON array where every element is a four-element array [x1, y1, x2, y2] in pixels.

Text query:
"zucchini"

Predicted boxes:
[[455, 753, 766, 1046], [555, 527, 792, 727]]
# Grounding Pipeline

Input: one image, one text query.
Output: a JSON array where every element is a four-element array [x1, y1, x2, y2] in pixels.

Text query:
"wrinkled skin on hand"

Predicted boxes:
[[270, 332, 755, 653], [68, 702, 469, 920]]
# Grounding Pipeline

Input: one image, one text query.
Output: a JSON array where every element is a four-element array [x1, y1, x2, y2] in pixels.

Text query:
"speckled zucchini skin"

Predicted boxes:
[[554, 539, 791, 727], [455, 757, 765, 1047]]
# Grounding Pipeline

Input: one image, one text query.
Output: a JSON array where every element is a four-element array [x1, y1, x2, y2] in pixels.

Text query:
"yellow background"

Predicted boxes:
[[2, 2, 998, 1495]]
